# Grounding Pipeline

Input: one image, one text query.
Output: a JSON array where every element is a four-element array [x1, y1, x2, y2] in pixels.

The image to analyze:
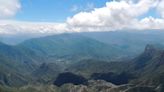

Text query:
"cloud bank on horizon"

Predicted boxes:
[[0, 0, 164, 36]]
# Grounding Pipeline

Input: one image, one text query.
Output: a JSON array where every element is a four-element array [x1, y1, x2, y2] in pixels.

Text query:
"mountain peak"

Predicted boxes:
[[144, 44, 157, 54], [144, 44, 164, 56]]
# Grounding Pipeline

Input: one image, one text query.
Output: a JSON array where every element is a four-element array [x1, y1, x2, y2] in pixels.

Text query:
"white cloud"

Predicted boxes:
[[0, 0, 164, 37], [67, 0, 163, 32], [0, 0, 21, 19], [139, 17, 164, 29], [157, 0, 164, 18], [0, 20, 69, 35]]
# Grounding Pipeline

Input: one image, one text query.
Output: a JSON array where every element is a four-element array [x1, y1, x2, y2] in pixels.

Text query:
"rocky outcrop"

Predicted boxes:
[[58, 80, 158, 92]]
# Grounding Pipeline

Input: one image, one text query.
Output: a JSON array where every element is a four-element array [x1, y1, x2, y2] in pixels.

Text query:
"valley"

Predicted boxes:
[[0, 31, 164, 92]]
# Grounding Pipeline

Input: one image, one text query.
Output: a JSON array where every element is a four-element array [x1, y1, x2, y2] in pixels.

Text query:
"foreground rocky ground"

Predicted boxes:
[[1, 80, 163, 92]]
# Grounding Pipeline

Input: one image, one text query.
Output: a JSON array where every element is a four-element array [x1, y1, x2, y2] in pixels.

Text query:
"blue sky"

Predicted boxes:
[[15, 0, 111, 22], [0, 0, 164, 36]]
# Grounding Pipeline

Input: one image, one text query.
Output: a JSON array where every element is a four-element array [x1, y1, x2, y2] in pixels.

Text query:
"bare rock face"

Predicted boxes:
[[87, 80, 116, 92], [58, 80, 159, 92], [109, 84, 135, 92], [60, 84, 89, 92], [59, 80, 117, 92], [69, 85, 88, 92], [125, 86, 156, 92]]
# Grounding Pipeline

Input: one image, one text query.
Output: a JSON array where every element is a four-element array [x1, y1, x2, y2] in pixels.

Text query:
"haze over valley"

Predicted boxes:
[[0, 0, 164, 92]]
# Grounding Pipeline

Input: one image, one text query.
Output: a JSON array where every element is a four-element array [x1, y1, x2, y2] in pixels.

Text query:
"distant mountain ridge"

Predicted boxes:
[[66, 44, 164, 87], [82, 31, 164, 56], [18, 33, 126, 63], [0, 32, 164, 92], [0, 33, 127, 87]]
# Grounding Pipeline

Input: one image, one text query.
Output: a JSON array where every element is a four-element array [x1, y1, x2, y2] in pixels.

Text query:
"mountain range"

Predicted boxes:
[[0, 31, 164, 92]]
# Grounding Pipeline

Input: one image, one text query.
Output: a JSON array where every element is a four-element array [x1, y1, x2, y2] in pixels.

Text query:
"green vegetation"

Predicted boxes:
[[0, 33, 164, 92]]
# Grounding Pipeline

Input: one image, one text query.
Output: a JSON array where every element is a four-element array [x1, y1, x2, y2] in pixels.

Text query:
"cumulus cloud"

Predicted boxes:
[[138, 17, 164, 29], [0, 20, 69, 35], [67, 0, 164, 32], [0, 0, 164, 36], [157, 0, 164, 18], [0, 0, 21, 19]]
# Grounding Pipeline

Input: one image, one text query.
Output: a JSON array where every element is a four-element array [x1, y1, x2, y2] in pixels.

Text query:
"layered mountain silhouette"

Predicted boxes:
[[0, 33, 164, 92], [0, 33, 125, 87], [19, 34, 126, 62]]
